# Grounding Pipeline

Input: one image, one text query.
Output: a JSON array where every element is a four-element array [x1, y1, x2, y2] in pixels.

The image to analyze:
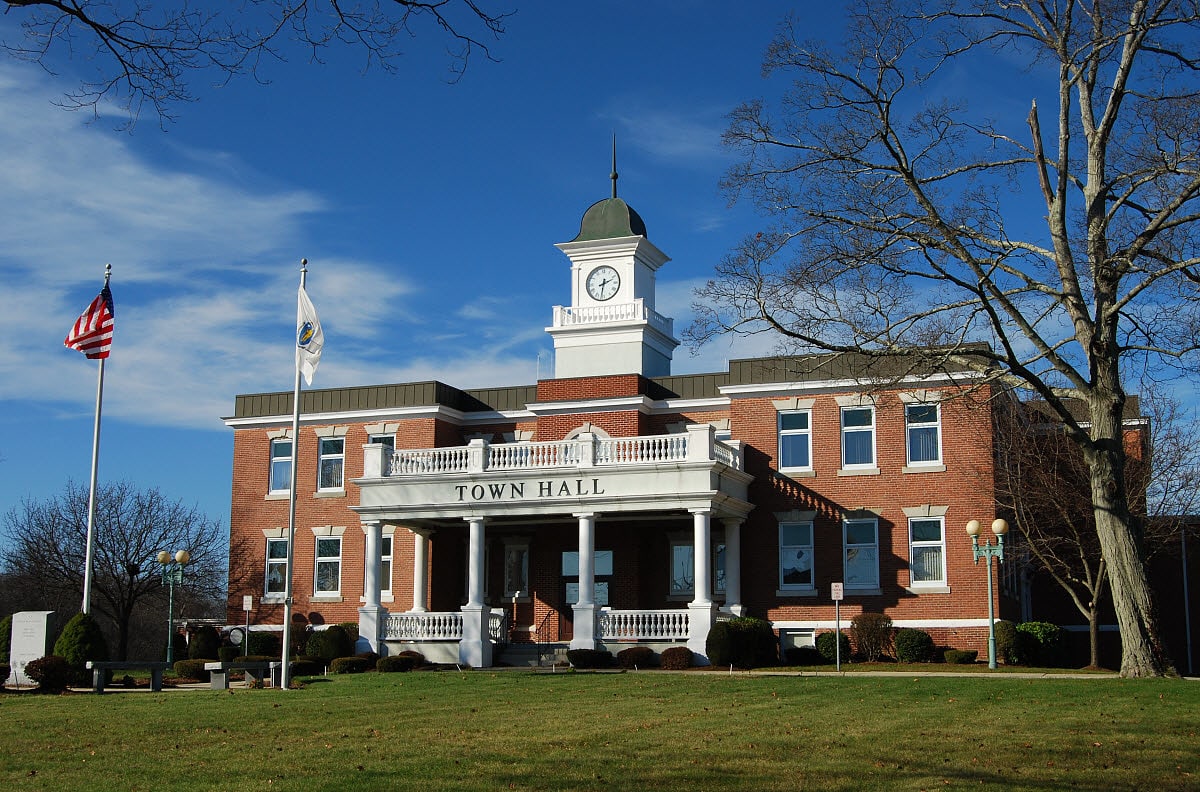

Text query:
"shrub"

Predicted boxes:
[[850, 613, 893, 661], [1015, 622, 1066, 667], [189, 625, 221, 660], [306, 625, 354, 663], [0, 662, 9, 685], [173, 659, 210, 681], [52, 612, 109, 686], [355, 651, 379, 670], [338, 622, 360, 644], [659, 646, 693, 670], [396, 650, 426, 668], [706, 617, 777, 669], [784, 646, 825, 666], [894, 629, 935, 663], [289, 656, 323, 676], [815, 630, 851, 663], [944, 649, 978, 665], [247, 630, 281, 658], [994, 620, 1018, 664], [0, 614, 12, 663], [218, 646, 241, 663], [330, 656, 371, 674], [566, 648, 613, 669], [617, 646, 657, 669], [25, 655, 71, 692], [377, 655, 419, 672]]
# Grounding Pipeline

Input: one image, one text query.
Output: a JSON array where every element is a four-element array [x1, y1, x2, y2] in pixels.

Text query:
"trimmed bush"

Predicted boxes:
[[815, 630, 851, 663], [660, 646, 693, 670], [706, 617, 777, 669], [566, 648, 613, 669], [944, 649, 978, 665], [1015, 621, 1066, 667], [894, 629, 935, 663], [338, 622, 360, 644], [306, 625, 354, 663], [172, 659, 210, 681], [247, 630, 281, 658], [289, 656, 324, 676], [355, 651, 379, 670], [218, 646, 241, 663], [25, 655, 71, 692], [329, 656, 370, 674], [377, 655, 419, 672], [396, 650, 426, 668], [189, 625, 221, 660], [52, 612, 109, 686], [994, 620, 1018, 664], [0, 663, 10, 684], [850, 613, 893, 661], [0, 614, 12, 663], [617, 646, 657, 669], [784, 646, 825, 666]]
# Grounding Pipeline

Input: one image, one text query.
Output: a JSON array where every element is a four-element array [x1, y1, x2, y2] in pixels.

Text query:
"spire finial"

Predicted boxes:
[[610, 134, 618, 199]]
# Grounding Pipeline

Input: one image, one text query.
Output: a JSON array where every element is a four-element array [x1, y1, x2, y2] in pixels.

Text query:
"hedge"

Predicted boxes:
[[659, 646, 693, 670]]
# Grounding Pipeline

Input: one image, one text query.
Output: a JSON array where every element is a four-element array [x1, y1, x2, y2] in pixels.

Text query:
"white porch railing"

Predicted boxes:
[[596, 435, 687, 464], [383, 611, 507, 641], [597, 608, 690, 641]]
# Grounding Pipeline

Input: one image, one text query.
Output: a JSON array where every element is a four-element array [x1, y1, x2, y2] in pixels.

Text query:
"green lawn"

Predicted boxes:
[[1, 671, 1195, 791]]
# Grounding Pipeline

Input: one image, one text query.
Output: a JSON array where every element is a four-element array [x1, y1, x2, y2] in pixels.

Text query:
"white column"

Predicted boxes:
[[411, 528, 431, 613], [459, 516, 492, 667], [723, 518, 744, 616], [571, 512, 597, 651], [688, 508, 716, 664], [357, 520, 388, 654]]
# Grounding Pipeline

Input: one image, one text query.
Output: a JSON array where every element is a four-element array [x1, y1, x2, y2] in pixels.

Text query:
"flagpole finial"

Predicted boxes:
[[103, 263, 112, 285], [301, 258, 308, 270]]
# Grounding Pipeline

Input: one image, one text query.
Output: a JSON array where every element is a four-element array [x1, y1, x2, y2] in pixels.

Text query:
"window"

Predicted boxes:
[[844, 518, 879, 589], [504, 545, 529, 597], [380, 535, 393, 596], [841, 407, 875, 467], [779, 522, 814, 590], [265, 538, 288, 594], [906, 404, 941, 465], [369, 433, 396, 452], [269, 439, 291, 493], [668, 539, 726, 597], [778, 411, 812, 470], [315, 537, 342, 594], [909, 518, 945, 585], [318, 437, 344, 491]]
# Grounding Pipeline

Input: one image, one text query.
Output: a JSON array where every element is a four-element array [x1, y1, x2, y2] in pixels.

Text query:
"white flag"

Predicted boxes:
[[296, 283, 323, 385]]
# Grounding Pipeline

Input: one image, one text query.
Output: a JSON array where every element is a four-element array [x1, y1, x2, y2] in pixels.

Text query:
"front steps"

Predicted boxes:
[[496, 642, 569, 667]]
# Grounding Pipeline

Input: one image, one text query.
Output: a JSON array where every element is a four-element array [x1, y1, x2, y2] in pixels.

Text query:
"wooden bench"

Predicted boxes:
[[85, 661, 171, 694], [203, 661, 279, 690]]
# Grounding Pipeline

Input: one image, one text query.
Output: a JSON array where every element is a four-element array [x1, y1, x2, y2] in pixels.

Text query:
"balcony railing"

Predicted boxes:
[[551, 298, 674, 337], [596, 608, 690, 641]]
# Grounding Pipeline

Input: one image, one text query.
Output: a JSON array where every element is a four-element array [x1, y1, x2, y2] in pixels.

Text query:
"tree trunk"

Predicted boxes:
[[1088, 607, 1100, 670]]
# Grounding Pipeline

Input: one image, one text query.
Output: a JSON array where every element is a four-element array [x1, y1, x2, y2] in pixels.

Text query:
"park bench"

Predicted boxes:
[[85, 660, 172, 694], [203, 660, 280, 690]]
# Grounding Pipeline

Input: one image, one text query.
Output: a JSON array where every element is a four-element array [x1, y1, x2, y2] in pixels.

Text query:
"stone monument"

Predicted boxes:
[[7, 611, 56, 687]]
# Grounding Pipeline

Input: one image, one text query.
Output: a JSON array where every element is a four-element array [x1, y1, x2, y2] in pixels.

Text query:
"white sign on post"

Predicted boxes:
[[831, 582, 844, 601], [242, 595, 253, 612]]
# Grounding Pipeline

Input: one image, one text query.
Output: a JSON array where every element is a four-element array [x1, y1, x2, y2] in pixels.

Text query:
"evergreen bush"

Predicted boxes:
[[338, 622, 360, 644], [565, 648, 613, 669], [25, 655, 71, 692], [944, 649, 978, 665], [617, 646, 657, 669], [52, 612, 109, 686], [330, 656, 370, 674], [706, 617, 777, 668], [0, 613, 12, 663], [659, 646, 693, 670], [894, 629, 935, 663], [0, 662, 10, 685], [172, 659, 209, 681], [815, 630, 851, 663], [994, 620, 1018, 664], [1015, 621, 1066, 667], [306, 625, 354, 662], [850, 612, 893, 661], [289, 656, 324, 676], [784, 646, 825, 666], [218, 646, 241, 663], [188, 625, 221, 660], [247, 630, 281, 658], [377, 655, 419, 672], [396, 650, 426, 668], [355, 651, 379, 670]]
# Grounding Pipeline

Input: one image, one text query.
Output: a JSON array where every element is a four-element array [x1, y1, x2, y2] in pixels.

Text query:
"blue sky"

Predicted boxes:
[[0, 2, 840, 527]]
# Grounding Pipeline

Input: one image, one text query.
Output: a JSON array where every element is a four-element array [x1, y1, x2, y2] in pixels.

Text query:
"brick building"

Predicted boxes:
[[224, 185, 1013, 666]]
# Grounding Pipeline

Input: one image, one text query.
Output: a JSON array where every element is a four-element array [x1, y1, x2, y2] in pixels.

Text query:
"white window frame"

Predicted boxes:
[[668, 537, 725, 598], [264, 538, 288, 597], [314, 536, 342, 595], [905, 403, 942, 466], [269, 439, 291, 494], [778, 521, 815, 592], [840, 406, 876, 468], [380, 534, 394, 597], [843, 517, 880, 590], [778, 410, 813, 472], [909, 517, 946, 586], [317, 437, 345, 492]]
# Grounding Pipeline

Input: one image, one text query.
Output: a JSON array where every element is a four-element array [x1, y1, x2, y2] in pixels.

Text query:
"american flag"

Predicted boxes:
[[64, 285, 115, 359]]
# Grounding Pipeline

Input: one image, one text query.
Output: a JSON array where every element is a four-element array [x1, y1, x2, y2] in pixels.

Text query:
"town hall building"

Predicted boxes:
[[224, 177, 1010, 667]]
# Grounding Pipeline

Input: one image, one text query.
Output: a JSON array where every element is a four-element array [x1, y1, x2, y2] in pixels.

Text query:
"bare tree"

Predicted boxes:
[[2, 0, 511, 125], [1, 480, 227, 660], [691, 1, 1200, 676]]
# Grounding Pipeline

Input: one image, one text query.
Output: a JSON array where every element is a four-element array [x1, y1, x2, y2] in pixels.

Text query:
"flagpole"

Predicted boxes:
[[80, 264, 112, 615], [280, 259, 308, 690]]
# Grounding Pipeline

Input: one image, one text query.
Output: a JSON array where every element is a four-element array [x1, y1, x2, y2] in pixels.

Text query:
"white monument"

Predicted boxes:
[[7, 611, 56, 687]]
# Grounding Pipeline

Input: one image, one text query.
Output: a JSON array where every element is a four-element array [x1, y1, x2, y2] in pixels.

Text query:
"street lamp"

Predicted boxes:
[[965, 519, 1008, 669], [157, 549, 190, 664]]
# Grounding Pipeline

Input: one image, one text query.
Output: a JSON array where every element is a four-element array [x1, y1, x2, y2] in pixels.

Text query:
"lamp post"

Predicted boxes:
[[965, 519, 1008, 669], [157, 550, 191, 664]]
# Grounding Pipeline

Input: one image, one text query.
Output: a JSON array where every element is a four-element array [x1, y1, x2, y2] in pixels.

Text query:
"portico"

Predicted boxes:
[[352, 422, 752, 666]]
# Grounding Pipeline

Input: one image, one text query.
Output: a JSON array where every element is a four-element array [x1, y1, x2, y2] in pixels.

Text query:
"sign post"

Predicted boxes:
[[242, 596, 253, 657], [831, 583, 844, 672]]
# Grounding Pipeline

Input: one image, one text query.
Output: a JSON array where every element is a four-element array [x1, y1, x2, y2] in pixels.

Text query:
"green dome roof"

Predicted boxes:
[[572, 197, 647, 242]]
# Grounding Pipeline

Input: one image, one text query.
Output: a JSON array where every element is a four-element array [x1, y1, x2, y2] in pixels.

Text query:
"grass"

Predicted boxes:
[[1, 670, 1195, 791]]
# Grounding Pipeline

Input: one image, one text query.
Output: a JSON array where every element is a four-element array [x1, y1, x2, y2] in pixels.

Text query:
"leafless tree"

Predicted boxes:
[[1, 480, 227, 660], [691, 1, 1200, 676], [2, 0, 511, 125]]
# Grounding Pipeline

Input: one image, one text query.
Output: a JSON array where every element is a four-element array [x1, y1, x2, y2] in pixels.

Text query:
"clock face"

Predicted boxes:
[[586, 266, 620, 301]]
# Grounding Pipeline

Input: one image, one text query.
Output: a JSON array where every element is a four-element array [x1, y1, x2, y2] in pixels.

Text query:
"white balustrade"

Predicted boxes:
[[597, 435, 687, 464], [597, 609, 690, 641], [389, 447, 470, 475], [382, 610, 508, 642], [551, 299, 673, 337]]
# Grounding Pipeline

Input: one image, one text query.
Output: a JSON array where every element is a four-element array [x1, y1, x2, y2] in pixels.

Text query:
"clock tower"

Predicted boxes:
[[546, 162, 679, 379]]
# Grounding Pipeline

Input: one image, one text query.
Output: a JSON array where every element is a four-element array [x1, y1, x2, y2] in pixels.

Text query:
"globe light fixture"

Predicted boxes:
[[157, 549, 191, 664], [966, 518, 1008, 669]]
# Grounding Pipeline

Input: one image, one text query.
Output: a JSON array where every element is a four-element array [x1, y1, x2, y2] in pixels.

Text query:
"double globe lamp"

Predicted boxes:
[[965, 518, 1008, 669]]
